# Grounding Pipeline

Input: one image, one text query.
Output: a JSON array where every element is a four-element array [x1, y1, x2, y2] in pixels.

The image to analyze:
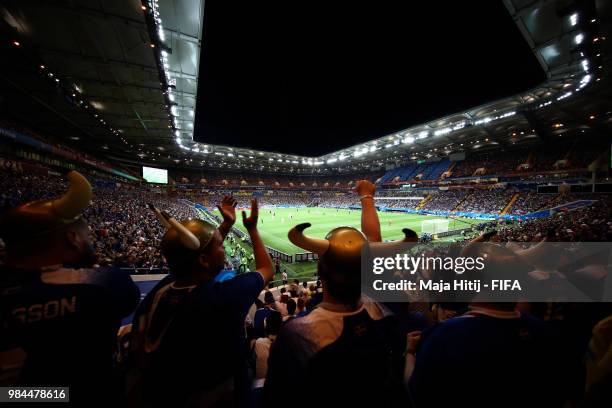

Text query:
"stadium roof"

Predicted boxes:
[[0, 0, 610, 175]]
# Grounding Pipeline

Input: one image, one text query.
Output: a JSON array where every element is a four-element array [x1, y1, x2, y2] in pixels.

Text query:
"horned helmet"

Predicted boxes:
[[288, 222, 415, 281], [151, 206, 218, 270], [0, 171, 92, 246]]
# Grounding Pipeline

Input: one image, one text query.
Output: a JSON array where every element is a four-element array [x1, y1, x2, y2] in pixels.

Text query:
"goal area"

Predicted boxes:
[[421, 218, 449, 234]]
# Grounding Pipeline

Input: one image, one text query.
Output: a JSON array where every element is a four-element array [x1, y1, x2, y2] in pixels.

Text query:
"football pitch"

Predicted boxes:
[[214, 207, 482, 256]]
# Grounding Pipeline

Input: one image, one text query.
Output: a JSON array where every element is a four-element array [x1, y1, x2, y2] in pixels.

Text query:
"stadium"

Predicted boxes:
[[0, 0, 611, 407]]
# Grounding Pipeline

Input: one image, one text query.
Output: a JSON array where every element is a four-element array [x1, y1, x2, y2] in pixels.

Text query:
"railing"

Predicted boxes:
[[121, 267, 168, 275], [294, 252, 319, 262], [267, 276, 319, 288], [267, 246, 293, 263]]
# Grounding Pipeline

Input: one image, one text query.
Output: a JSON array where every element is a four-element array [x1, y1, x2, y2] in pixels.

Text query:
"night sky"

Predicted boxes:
[[194, 0, 546, 156]]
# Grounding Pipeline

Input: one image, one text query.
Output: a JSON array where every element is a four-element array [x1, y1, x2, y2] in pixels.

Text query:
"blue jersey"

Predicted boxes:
[[0, 266, 140, 404], [132, 271, 264, 406], [253, 307, 274, 338], [409, 310, 561, 407]]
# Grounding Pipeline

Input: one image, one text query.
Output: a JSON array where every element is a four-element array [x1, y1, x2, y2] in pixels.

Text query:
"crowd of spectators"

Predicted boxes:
[[423, 189, 468, 211], [447, 138, 604, 179], [169, 169, 383, 189], [508, 191, 556, 215], [2, 167, 612, 408], [2, 168, 610, 272], [0, 172, 198, 272], [496, 196, 612, 242], [455, 189, 515, 214]]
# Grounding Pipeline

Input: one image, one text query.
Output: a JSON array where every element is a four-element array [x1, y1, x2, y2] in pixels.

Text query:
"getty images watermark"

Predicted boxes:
[[361, 242, 612, 303]]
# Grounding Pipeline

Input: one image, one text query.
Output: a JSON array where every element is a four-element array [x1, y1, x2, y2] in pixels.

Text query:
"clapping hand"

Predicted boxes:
[[217, 195, 237, 226], [242, 199, 259, 231]]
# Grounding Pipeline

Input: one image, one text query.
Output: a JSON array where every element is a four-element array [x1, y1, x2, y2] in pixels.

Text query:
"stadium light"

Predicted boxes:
[[434, 127, 451, 137], [418, 131, 428, 139], [574, 33, 584, 44], [570, 13, 578, 26], [581, 60, 589, 72], [556, 92, 572, 101], [452, 121, 466, 131], [474, 117, 492, 125]]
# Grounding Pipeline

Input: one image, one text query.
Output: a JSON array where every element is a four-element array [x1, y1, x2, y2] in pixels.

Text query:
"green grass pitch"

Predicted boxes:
[[214, 207, 481, 256]]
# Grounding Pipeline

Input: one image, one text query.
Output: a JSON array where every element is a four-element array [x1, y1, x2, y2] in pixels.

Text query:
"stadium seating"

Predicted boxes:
[[379, 159, 451, 184]]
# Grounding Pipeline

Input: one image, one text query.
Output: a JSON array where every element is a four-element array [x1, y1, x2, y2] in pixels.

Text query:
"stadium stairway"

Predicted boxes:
[[549, 193, 564, 206], [500, 193, 519, 215], [452, 192, 471, 211], [416, 194, 432, 210]]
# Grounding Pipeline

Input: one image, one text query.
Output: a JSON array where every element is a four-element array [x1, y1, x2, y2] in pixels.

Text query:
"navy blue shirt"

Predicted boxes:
[[132, 271, 264, 406], [409, 310, 560, 407], [253, 307, 274, 338], [0, 266, 140, 404]]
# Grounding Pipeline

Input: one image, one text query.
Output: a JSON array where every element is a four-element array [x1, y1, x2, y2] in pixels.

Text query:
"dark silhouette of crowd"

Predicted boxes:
[[1, 169, 611, 408]]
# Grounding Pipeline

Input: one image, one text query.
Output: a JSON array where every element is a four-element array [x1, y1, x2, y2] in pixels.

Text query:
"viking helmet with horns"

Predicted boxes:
[[148, 204, 216, 252], [288, 223, 416, 281], [0, 171, 92, 246], [148, 204, 218, 272]]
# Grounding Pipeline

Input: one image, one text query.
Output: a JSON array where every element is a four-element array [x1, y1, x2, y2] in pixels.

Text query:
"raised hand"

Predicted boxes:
[[242, 199, 259, 231], [217, 195, 237, 226], [354, 179, 376, 197]]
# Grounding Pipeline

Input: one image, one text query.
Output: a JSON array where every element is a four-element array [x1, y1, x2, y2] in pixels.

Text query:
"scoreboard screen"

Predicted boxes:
[[142, 166, 168, 184]]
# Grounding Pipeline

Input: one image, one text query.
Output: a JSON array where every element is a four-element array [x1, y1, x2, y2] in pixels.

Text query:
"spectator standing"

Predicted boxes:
[[264, 180, 408, 407], [281, 269, 288, 285], [0, 172, 139, 407], [130, 199, 273, 407]]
